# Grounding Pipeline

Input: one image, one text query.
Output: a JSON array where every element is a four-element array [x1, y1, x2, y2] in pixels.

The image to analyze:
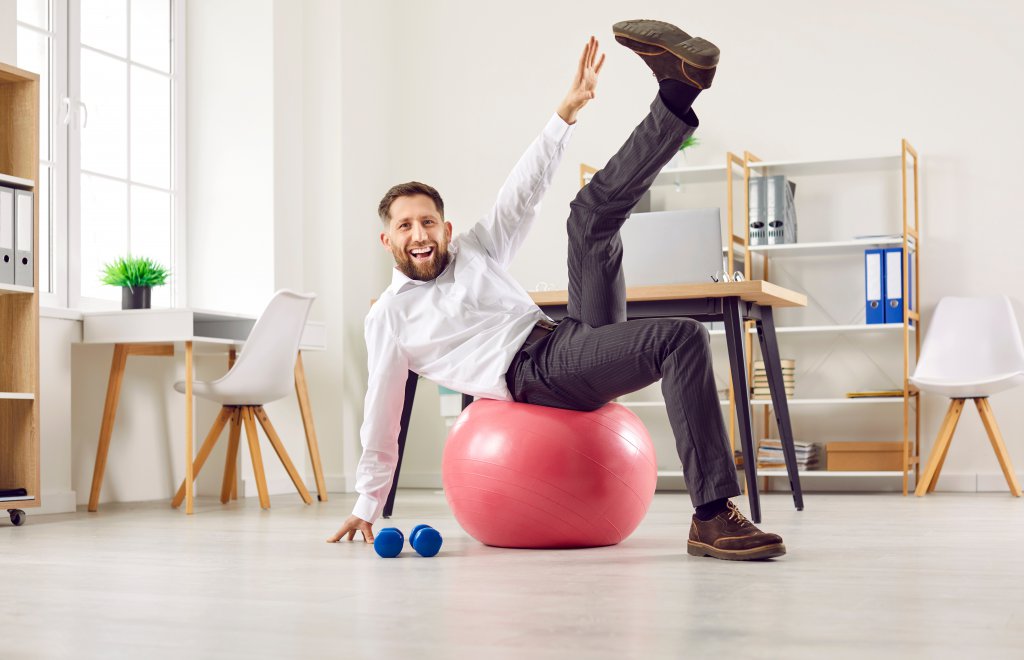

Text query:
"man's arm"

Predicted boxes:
[[327, 312, 409, 543], [465, 37, 605, 267]]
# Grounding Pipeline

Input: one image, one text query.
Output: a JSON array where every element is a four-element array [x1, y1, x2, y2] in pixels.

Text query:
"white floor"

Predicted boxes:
[[2, 490, 1022, 659]]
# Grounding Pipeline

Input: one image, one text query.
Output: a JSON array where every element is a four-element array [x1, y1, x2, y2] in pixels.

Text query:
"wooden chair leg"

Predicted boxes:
[[241, 406, 271, 509], [294, 352, 328, 501], [927, 400, 964, 494], [172, 406, 233, 508], [916, 399, 964, 496], [220, 408, 243, 504], [975, 398, 1023, 497], [254, 407, 313, 504], [88, 344, 129, 512]]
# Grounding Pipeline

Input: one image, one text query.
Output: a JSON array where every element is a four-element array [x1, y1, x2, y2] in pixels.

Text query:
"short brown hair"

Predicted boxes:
[[377, 181, 445, 225]]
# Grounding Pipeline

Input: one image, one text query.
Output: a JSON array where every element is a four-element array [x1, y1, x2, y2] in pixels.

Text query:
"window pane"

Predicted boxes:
[[129, 186, 172, 307], [81, 49, 127, 178], [130, 0, 170, 73], [80, 173, 127, 301], [80, 0, 126, 57], [16, 27, 50, 161], [38, 166, 51, 294], [130, 66, 170, 188], [17, 0, 48, 30]]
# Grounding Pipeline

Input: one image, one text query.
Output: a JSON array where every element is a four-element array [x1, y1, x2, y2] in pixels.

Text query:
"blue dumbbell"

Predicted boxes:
[[409, 524, 443, 557], [373, 527, 405, 558]]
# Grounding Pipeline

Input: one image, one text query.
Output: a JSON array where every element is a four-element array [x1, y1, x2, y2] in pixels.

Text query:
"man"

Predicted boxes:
[[329, 20, 785, 561]]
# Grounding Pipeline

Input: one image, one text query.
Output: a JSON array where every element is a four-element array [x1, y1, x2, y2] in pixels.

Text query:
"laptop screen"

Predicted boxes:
[[619, 208, 726, 286]]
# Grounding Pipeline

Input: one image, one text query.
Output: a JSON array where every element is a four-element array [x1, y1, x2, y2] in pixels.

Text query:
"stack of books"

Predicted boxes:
[[752, 359, 795, 399], [757, 439, 820, 470]]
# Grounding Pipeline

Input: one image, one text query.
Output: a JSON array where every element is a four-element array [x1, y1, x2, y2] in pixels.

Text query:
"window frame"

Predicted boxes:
[[59, 0, 186, 311]]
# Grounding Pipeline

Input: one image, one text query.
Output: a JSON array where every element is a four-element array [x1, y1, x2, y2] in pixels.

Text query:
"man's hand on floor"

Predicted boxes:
[[558, 35, 606, 125], [327, 515, 375, 543]]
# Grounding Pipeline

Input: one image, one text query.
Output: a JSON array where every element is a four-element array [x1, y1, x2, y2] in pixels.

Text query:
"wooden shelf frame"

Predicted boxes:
[[743, 141, 923, 495], [0, 62, 40, 511]]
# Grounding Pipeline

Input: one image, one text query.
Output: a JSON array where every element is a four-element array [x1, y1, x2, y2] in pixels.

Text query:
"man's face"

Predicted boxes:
[[380, 194, 453, 282]]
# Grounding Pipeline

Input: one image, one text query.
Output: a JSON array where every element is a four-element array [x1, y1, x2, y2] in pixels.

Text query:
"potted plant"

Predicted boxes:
[[100, 256, 170, 310]]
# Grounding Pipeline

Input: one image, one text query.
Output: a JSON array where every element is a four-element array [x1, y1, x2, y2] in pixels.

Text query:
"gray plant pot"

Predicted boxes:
[[122, 286, 152, 310]]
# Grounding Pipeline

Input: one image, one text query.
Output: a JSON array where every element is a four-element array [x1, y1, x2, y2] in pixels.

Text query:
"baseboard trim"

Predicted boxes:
[[240, 474, 354, 498], [34, 490, 77, 515]]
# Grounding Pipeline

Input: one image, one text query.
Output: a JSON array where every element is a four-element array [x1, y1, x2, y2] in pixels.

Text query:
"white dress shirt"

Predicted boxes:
[[353, 113, 575, 523]]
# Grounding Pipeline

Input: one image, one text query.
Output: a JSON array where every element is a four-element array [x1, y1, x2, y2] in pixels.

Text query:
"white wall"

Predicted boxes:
[[0, 0, 14, 63], [339, 0, 1024, 492], [27, 0, 1024, 514]]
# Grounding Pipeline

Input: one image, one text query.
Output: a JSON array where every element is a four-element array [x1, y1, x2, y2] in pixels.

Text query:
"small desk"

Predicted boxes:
[[389, 281, 807, 524], [81, 308, 328, 514]]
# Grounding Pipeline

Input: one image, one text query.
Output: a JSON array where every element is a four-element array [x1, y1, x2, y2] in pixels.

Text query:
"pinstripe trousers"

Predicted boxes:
[[506, 96, 742, 507]]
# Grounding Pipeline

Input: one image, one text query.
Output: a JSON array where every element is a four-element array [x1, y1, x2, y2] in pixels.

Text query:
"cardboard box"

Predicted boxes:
[[826, 441, 904, 471]]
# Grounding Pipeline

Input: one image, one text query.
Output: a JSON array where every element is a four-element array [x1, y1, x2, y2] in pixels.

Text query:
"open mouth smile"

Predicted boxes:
[[410, 247, 434, 261]]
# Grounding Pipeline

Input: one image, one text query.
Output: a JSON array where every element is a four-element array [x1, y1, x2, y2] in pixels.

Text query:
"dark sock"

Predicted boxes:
[[695, 497, 729, 521], [658, 79, 701, 121]]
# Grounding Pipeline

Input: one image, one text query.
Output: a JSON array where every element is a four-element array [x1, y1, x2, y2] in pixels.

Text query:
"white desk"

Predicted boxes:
[[81, 308, 327, 514]]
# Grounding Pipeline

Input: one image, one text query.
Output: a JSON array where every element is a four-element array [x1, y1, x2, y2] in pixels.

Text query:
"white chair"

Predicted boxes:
[[911, 295, 1023, 496], [171, 290, 321, 509]]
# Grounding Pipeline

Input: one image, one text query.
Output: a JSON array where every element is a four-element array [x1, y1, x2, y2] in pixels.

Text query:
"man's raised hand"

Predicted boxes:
[[557, 36, 606, 125], [327, 514, 375, 543]]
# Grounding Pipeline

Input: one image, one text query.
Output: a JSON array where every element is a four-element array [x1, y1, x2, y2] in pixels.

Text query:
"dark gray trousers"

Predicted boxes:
[[506, 96, 742, 507]]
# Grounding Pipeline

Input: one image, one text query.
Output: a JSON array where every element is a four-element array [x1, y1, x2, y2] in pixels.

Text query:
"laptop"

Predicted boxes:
[[619, 208, 726, 286]]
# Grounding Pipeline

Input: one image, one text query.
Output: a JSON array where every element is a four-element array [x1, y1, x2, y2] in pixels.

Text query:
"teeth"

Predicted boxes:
[[411, 248, 432, 255]]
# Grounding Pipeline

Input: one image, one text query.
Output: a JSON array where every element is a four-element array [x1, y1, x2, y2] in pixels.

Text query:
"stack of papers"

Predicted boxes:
[[757, 439, 819, 470]]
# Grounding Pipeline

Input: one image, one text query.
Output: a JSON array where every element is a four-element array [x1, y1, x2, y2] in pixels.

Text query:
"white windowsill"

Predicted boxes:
[[41, 307, 85, 321]]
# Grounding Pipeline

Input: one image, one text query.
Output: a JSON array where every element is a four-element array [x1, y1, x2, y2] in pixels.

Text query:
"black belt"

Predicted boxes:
[[522, 318, 557, 349], [506, 320, 558, 396]]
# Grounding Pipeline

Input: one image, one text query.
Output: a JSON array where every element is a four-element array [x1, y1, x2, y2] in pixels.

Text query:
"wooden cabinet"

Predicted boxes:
[[0, 62, 40, 525]]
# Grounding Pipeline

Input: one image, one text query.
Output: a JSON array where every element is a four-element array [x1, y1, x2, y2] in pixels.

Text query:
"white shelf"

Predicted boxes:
[[651, 164, 730, 186], [0, 494, 34, 502], [0, 392, 34, 400], [0, 172, 34, 189], [708, 323, 915, 337], [747, 154, 901, 176], [748, 237, 913, 257], [756, 470, 906, 478], [0, 283, 35, 295], [752, 397, 907, 405], [623, 397, 908, 409]]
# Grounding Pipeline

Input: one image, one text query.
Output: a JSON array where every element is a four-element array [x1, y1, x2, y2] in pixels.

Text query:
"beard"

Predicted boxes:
[[393, 241, 450, 281]]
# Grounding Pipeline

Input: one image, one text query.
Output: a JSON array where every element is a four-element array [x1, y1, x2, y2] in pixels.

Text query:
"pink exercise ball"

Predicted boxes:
[[442, 399, 657, 549]]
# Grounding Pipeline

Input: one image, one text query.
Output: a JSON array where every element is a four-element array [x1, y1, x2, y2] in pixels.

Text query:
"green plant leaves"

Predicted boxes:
[[679, 135, 700, 152], [100, 256, 170, 288]]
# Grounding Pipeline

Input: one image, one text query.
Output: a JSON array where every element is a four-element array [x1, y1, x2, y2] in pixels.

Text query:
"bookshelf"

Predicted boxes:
[[580, 139, 922, 494], [0, 62, 41, 526], [741, 144, 921, 495]]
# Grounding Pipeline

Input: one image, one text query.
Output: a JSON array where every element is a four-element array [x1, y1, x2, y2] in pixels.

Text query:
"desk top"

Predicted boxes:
[[529, 281, 807, 309], [80, 307, 327, 350]]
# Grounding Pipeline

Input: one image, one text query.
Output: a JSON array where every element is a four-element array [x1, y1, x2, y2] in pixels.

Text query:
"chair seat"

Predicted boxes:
[[909, 371, 1024, 398], [173, 379, 288, 406]]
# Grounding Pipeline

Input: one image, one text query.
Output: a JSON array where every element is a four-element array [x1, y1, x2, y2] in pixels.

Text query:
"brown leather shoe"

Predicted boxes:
[[613, 19, 719, 89], [687, 501, 786, 560]]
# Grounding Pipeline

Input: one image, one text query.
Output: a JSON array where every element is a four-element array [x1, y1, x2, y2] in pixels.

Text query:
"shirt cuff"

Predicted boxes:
[[352, 494, 381, 524], [545, 112, 575, 144]]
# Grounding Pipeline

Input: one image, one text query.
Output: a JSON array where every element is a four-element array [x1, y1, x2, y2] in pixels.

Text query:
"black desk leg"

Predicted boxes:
[[723, 297, 761, 523], [382, 371, 419, 519], [755, 307, 805, 511]]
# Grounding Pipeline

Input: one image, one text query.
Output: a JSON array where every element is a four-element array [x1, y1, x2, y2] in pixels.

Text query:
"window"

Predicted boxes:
[[16, 0, 184, 309], [16, 0, 64, 301]]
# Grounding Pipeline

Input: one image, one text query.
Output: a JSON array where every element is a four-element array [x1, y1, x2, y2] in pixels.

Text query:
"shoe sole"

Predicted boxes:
[[687, 540, 787, 561], [612, 20, 719, 68], [613, 29, 718, 89]]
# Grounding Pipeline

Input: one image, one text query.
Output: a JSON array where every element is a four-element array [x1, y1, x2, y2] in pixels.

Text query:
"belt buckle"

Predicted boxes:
[[537, 318, 558, 332]]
